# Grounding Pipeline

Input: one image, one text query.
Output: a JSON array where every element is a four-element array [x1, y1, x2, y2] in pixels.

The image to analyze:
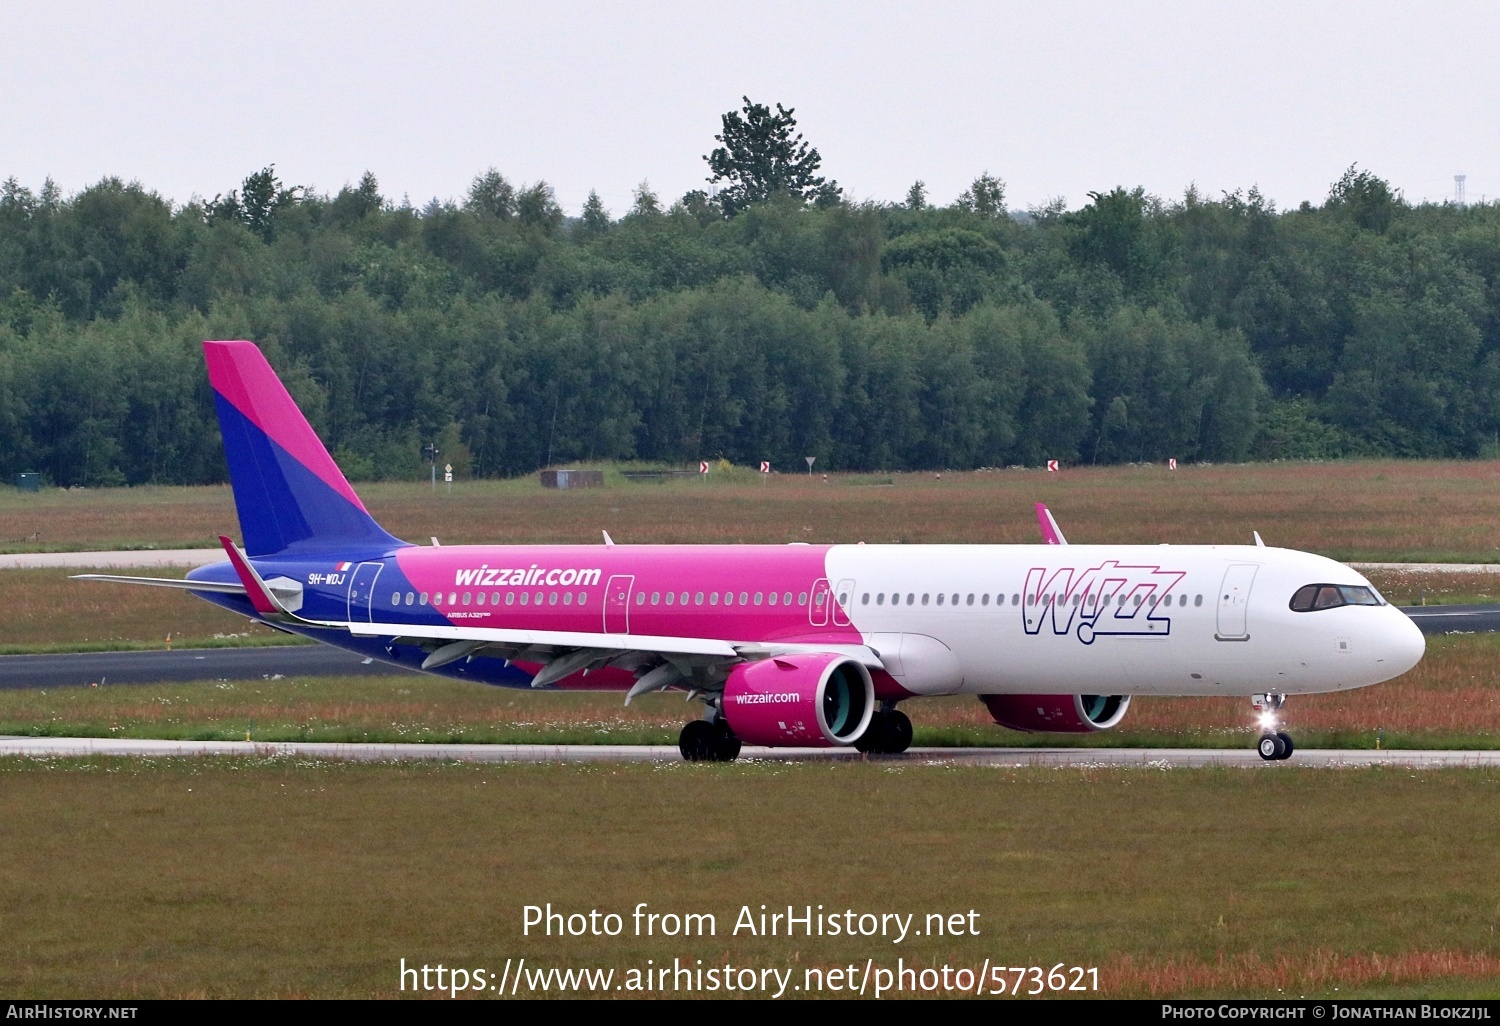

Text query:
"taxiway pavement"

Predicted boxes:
[[0, 736, 1494, 768], [0, 646, 407, 689]]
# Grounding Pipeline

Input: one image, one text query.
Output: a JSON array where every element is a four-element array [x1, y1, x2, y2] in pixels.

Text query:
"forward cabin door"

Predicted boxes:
[[604, 574, 635, 634], [1215, 564, 1258, 641], [346, 562, 383, 623]]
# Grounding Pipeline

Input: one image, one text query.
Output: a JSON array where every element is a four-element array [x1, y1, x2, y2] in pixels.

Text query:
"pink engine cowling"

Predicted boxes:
[[722, 653, 875, 747], [979, 694, 1131, 733]]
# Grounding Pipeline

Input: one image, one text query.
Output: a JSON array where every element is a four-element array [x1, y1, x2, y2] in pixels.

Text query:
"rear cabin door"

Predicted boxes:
[[1215, 564, 1258, 641], [604, 574, 635, 634], [346, 561, 384, 623]]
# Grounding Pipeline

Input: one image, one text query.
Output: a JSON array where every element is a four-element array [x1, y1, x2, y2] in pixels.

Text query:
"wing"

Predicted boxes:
[[345, 618, 886, 701]]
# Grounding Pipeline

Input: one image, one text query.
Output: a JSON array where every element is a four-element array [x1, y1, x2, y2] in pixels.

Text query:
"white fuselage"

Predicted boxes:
[[826, 544, 1424, 697]]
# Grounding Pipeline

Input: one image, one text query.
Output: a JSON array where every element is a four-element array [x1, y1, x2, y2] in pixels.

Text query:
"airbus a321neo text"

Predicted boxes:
[[78, 341, 1426, 762]]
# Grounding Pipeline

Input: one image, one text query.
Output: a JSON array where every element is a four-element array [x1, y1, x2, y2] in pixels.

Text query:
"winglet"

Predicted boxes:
[[1034, 503, 1068, 545], [1253, 531, 1266, 547], [602, 530, 615, 548], [219, 535, 285, 616]]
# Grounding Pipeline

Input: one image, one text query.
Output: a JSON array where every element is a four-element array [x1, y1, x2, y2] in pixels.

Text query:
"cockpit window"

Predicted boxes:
[[1290, 583, 1385, 612]]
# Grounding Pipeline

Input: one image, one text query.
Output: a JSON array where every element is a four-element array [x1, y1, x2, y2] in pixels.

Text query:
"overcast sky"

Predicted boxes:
[[3, 1, 1497, 217]]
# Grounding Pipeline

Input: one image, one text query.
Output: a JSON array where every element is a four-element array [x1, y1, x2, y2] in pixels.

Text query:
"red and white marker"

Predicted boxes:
[[1046, 459, 1059, 473], [1169, 458, 1177, 470], [699, 461, 710, 474], [760, 461, 770, 474]]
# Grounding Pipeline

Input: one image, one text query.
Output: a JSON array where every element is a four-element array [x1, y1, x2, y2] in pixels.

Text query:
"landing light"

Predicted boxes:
[[1257, 712, 1279, 731]]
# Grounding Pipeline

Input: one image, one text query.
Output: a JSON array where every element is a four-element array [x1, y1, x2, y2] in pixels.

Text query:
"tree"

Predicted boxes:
[[516, 181, 563, 230], [239, 166, 300, 241], [630, 180, 661, 217], [1326, 164, 1402, 233], [465, 168, 515, 220], [704, 96, 839, 216], [207, 165, 300, 242], [905, 181, 927, 210], [329, 171, 383, 223], [955, 173, 1005, 218], [578, 189, 611, 237]]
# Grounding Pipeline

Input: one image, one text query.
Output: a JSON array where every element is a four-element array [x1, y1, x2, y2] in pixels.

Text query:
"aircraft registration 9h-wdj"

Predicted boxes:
[[77, 341, 1426, 762]]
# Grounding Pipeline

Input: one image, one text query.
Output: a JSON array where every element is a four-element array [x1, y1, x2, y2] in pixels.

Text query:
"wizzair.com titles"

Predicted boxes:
[[453, 565, 603, 588]]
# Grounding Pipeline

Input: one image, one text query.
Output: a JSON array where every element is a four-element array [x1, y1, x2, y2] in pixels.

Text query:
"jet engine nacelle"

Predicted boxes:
[[979, 693, 1131, 733], [723, 653, 874, 747]]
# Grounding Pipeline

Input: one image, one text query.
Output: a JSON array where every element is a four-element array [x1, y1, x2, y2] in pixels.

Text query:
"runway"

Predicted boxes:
[[1401, 603, 1500, 633], [0, 645, 408, 688], [0, 735, 1496, 767], [0, 548, 221, 569]]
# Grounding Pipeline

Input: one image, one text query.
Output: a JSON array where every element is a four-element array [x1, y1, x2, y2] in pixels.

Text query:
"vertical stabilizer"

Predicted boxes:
[[1034, 502, 1068, 545], [204, 341, 405, 556]]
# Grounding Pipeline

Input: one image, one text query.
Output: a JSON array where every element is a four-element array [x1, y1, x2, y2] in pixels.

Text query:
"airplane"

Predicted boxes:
[[76, 340, 1426, 763]]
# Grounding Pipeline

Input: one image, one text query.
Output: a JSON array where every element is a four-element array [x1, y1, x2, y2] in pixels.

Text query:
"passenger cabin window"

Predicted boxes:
[[1289, 584, 1385, 612]]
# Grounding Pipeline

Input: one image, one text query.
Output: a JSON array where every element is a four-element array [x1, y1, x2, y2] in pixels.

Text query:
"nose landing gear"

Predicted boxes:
[[1253, 693, 1294, 761]]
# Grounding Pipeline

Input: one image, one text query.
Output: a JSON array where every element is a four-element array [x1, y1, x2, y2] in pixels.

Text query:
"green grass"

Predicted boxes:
[[0, 633, 313, 656], [0, 757, 1497, 998]]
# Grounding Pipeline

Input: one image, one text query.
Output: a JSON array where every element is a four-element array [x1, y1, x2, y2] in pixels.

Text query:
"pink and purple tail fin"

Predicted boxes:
[[204, 341, 405, 556]]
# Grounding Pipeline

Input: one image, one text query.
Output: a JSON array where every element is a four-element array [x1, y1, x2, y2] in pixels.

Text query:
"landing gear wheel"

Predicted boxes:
[[710, 721, 741, 762], [1276, 731, 1294, 760], [855, 710, 888, 753], [1257, 733, 1284, 761], [855, 709, 914, 755], [679, 720, 716, 762], [887, 710, 913, 754], [678, 720, 741, 762]]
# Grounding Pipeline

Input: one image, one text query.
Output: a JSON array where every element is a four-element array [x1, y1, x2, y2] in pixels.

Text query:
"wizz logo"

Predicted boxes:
[[1022, 561, 1186, 644]]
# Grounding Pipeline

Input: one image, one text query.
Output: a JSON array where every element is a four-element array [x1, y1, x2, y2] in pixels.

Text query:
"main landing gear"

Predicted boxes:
[[855, 704, 914, 755], [679, 717, 741, 762], [1254, 693, 1295, 761]]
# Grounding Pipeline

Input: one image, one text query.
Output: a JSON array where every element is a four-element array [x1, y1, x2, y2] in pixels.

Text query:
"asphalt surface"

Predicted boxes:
[[1401, 603, 1500, 633], [0, 736, 1494, 768], [0, 548, 221, 569], [0, 645, 409, 689]]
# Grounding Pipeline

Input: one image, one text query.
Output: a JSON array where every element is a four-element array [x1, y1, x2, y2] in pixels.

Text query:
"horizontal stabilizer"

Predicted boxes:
[[70, 574, 247, 595]]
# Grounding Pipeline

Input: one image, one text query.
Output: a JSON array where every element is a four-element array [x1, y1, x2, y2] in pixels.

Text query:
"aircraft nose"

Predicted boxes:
[[1382, 608, 1426, 678]]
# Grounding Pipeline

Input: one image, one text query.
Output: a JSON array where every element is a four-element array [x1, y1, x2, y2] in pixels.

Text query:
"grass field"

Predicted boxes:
[[5, 459, 1500, 560], [0, 757, 1497, 999], [0, 566, 296, 652], [0, 632, 1494, 750]]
